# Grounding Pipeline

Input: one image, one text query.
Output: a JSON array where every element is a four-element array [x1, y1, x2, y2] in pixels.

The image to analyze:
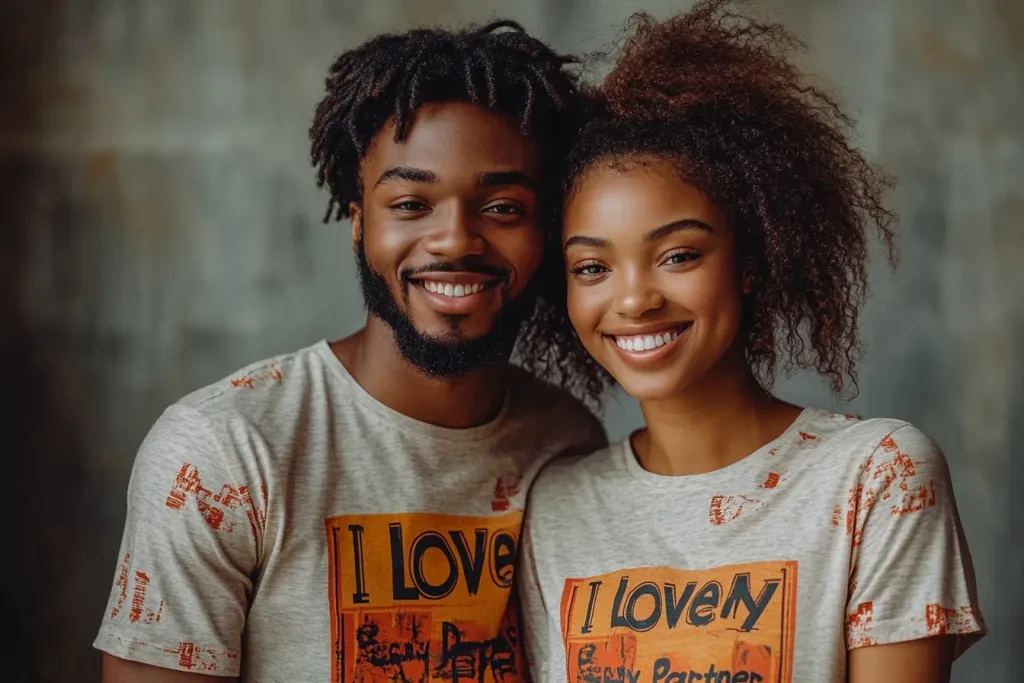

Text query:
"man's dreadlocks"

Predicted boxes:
[[308, 21, 608, 407], [311, 20, 577, 221]]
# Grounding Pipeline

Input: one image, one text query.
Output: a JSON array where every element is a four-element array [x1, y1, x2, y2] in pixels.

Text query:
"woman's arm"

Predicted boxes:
[[848, 636, 953, 683]]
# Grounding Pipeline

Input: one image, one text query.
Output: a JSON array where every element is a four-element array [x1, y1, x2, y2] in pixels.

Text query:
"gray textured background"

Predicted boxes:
[[2, 1, 1020, 682]]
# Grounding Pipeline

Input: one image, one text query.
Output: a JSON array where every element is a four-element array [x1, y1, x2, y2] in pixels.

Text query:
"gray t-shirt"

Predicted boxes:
[[520, 408, 985, 683], [94, 340, 605, 681]]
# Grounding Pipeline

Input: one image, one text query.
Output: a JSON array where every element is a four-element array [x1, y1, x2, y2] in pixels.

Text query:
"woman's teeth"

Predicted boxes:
[[613, 328, 683, 351]]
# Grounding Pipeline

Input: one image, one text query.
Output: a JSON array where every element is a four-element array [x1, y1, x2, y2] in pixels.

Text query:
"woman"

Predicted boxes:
[[520, 2, 985, 682]]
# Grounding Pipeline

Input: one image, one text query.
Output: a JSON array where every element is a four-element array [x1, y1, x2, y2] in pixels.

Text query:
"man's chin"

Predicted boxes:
[[354, 242, 527, 378], [411, 324, 498, 346], [390, 326, 517, 379]]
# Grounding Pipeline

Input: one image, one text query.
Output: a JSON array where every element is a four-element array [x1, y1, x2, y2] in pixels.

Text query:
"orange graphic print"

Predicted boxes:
[[560, 561, 797, 683], [326, 512, 524, 683]]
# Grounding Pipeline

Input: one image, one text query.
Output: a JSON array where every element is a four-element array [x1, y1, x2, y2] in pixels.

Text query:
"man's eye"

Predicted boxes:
[[391, 200, 429, 212], [484, 203, 525, 216]]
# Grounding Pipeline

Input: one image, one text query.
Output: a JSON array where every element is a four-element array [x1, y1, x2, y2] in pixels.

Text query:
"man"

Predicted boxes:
[[95, 21, 605, 683]]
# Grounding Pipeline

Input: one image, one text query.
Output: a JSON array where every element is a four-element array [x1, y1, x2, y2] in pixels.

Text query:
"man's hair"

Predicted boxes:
[[540, 0, 898, 399], [309, 21, 607, 405]]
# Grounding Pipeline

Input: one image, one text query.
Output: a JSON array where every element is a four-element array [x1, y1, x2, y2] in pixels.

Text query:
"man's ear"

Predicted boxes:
[[349, 203, 362, 250]]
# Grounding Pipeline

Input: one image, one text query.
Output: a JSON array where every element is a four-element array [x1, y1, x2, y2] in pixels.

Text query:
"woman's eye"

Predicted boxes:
[[663, 251, 700, 266], [571, 262, 608, 276]]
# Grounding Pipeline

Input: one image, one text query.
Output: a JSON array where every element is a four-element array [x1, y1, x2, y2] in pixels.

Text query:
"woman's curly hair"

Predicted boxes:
[[537, 0, 898, 403]]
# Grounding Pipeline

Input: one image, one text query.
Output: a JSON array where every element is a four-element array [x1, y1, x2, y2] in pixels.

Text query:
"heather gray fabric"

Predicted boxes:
[[520, 408, 984, 683], [95, 340, 606, 681]]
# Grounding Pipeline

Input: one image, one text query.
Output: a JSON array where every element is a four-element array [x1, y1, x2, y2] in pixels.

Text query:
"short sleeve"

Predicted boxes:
[[518, 518, 564, 683], [93, 405, 261, 677], [845, 425, 986, 657]]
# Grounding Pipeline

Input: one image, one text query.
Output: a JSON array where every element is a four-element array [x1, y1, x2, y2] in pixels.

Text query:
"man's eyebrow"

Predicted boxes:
[[373, 166, 439, 188], [478, 171, 536, 191]]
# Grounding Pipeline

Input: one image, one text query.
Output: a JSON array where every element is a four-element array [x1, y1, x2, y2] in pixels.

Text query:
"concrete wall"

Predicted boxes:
[[2, 1, 1020, 681]]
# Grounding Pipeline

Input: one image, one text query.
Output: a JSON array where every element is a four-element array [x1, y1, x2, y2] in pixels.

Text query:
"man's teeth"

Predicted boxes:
[[423, 281, 487, 298], [614, 329, 682, 351]]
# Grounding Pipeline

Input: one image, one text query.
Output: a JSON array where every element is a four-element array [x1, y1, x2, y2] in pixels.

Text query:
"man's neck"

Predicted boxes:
[[330, 320, 509, 429], [634, 349, 802, 477]]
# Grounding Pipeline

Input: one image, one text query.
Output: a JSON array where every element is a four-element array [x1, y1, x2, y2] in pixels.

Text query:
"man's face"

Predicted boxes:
[[352, 101, 544, 378]]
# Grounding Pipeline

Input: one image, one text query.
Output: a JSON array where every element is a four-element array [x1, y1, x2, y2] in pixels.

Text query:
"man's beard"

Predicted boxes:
[[355, 236, 534, 379]]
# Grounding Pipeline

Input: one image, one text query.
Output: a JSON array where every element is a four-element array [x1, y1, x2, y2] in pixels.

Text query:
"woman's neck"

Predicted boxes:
[[633, 358, 804, 477]]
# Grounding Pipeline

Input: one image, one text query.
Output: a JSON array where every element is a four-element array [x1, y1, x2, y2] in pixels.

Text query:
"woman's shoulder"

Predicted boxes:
[[798, 409, 948, 471]]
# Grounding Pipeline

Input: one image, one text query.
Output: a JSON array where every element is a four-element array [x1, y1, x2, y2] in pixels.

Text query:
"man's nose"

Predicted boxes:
[[423, 208, 486, 259]]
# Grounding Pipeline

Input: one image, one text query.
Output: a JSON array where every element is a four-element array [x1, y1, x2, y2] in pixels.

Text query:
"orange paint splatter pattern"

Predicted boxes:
[[925, 604, 978, 636], [127, 571, 162, 624], [847, 601, 875, 647], [110, 556, 163, 625], [868, 436, 937, 516], [491, 474, 522, 512], [165, 463, 268, 541], [110, 552, 130, 618], [709, 494, 764, 525], [166, 642, 241, 673], [229, 364, 283, 389], [835, 433, 938, 545]]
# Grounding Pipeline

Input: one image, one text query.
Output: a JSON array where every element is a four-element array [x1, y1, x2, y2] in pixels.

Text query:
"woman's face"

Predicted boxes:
[[562, 159, 749, 402]]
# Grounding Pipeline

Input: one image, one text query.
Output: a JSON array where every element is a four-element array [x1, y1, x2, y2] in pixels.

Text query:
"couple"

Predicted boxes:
[[95, 3, 984, 682]]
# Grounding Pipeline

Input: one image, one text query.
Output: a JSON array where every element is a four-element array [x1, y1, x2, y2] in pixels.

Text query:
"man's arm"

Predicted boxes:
[[848, 637, 952, 683], [103, 654, 238, 683]]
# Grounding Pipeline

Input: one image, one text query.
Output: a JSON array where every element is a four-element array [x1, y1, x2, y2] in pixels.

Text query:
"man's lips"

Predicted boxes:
[[406, 271, 506, 314], [407, 272, 504, 299]]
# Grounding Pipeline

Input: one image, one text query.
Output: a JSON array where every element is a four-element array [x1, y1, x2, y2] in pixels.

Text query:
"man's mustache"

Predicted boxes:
[[401, 261, 510, 284]]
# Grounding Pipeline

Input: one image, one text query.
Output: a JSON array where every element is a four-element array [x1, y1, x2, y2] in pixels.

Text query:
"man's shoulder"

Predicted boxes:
[[137, 342, 339, 464], [174, 341, 329, 421], [133, 342, 338, 481]]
